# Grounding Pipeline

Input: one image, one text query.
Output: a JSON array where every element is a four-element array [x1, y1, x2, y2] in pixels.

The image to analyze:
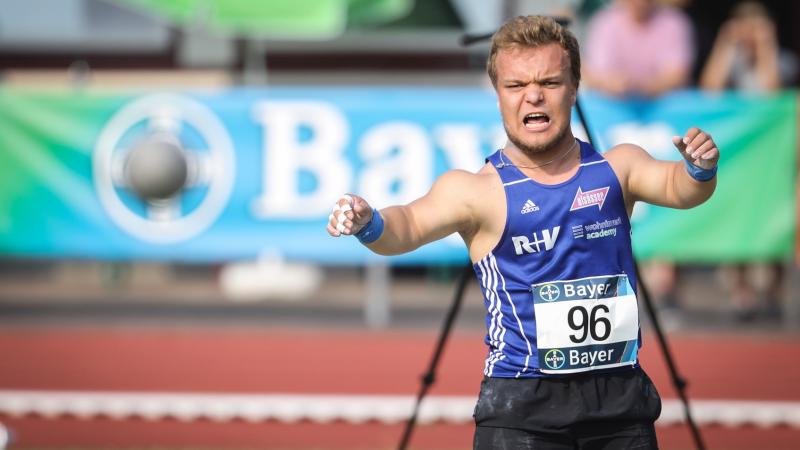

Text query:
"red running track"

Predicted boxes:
[[0, 327, 798, 449]]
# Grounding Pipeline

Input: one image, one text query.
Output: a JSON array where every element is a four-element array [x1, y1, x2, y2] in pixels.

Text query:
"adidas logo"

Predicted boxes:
[[521, 199, 540, 214]]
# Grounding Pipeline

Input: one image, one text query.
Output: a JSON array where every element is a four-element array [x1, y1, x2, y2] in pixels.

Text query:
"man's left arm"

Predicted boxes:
[[610, 127, 719, 209]]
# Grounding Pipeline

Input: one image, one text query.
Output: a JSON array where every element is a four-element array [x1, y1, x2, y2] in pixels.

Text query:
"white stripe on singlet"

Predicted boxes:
[[502, 178, 530, 187], [479, 256, 506, 377], [501, 160, 608, 187], [489, 253, 533, 377], [580, 159, 607, 167], [486, 256, 507, 377]]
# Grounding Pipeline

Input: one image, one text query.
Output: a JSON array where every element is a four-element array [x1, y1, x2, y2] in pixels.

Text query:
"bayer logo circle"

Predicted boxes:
[[539, 284, 561, 302], [93, 94, 236, 244], [544, 349, 566, 370]]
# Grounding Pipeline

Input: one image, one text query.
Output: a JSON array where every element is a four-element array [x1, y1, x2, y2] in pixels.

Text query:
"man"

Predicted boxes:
[[327, 15, 718, 450]]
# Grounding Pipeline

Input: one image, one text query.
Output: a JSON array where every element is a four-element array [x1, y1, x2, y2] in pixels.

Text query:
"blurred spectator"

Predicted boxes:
[[700, 1, 794, 321], [583, 0, 694, 98], [699, 1, 796, 91]]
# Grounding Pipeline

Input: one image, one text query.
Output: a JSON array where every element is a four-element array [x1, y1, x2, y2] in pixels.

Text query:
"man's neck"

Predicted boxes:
[[504, 135, 580, 175]]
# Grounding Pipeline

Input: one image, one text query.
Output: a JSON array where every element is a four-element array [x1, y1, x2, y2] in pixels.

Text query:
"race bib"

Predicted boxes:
[[533, 274, 639, 374]]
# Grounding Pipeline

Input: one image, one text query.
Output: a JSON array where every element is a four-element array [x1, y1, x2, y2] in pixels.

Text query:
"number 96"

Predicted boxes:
[[567, 304, 611, 343]]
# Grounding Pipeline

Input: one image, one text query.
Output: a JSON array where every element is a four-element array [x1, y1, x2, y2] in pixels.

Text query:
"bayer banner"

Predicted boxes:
[[0, 88, 501, 264], [0, 88, 794, 263]]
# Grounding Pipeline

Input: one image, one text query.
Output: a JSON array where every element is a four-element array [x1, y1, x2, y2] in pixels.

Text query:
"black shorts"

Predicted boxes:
[[473, 367, 662, 449]]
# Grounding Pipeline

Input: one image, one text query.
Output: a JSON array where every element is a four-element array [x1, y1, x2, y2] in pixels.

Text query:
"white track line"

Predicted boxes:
[[0, 391, 798, 428]]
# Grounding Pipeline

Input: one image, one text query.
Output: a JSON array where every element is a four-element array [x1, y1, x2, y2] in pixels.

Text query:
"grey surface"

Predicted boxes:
[[0, 261, 797, 334]]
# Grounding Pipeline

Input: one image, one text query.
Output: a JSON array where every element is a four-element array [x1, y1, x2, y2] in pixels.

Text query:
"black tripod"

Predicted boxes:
[[398, 20, 706, 450]]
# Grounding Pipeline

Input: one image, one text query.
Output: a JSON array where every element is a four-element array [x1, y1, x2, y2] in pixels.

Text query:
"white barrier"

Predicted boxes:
[[0, 390, 798, 428]]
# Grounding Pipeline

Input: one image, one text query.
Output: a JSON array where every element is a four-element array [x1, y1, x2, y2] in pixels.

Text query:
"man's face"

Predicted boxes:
[[494, 43, 577, 155]]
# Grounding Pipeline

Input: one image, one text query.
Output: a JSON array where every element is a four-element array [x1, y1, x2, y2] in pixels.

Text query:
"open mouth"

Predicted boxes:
[[523, 112, 550, 129]]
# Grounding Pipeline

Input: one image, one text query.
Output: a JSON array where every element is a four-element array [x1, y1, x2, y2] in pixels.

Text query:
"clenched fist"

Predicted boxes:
[[672, 127, 720, 171], [327, 194, 375, 237]]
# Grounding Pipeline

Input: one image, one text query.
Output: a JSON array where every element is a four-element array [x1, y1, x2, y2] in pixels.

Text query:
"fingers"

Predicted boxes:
[[697, 147, 719, 169], [328, 195, 353, 237], [352, 195, 370, 218], [684, 129, 708, 156], [326, 222, 341, 237], [681, 127, 701, 148], [689, 140, 719, 169], [327, 194, 372, 237], [689, 139, 716, 160], [672, 135, 686, 152], [676, 128, 719, 168]]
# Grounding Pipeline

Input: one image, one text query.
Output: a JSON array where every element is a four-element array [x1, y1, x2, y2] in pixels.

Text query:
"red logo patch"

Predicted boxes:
[[570, 186, 610, 211]]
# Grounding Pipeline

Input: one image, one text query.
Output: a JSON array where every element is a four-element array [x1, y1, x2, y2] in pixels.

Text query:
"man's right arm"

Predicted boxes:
[[327, 170, 478, 255]]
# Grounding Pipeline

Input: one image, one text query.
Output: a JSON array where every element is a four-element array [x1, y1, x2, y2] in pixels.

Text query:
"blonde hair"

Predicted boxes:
[[487, 15, 581, 88]]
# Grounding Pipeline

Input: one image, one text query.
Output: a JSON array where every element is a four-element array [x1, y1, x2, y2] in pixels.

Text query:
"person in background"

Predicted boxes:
[[699, 1, 793, 92], [700, 1, 795, 321], [583, 0, 694, 98]]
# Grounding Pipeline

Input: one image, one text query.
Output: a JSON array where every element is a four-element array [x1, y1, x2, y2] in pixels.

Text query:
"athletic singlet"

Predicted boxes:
[[473, 140, 641, 378]]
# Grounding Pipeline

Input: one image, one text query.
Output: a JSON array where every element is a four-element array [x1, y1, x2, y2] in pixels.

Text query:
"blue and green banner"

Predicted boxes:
[[0, 88, 794, 263], [581, 91, 796, 262]]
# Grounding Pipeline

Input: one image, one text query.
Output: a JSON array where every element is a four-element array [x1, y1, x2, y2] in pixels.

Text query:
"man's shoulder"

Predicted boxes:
[[604, 143, 649, 161], [603, 143, 652, 179], [431, 165, 502, 208], [437, 164, 499, 186]]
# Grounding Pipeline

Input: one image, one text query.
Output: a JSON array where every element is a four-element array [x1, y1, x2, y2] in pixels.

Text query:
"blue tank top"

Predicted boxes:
[[474, 140, 641, 378]]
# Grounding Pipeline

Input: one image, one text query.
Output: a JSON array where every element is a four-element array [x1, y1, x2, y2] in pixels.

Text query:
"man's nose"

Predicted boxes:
[[524, 84, 544, 103]]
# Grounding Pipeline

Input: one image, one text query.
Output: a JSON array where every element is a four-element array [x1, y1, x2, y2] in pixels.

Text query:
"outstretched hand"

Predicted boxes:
[[672, 127, 719, 170], [327, 194, 374, 237]]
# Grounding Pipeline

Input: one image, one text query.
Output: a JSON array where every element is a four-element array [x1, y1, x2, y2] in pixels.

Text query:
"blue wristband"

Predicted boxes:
[[354, 208, 384, 244], [684, 160, 717, 182]]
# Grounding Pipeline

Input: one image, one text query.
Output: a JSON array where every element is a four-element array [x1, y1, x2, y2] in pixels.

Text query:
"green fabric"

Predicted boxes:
[[631, 92, 797, 262], [113, 0, 416, 38], [376, 0, 461, 28], [347, 0, 413, 26]]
